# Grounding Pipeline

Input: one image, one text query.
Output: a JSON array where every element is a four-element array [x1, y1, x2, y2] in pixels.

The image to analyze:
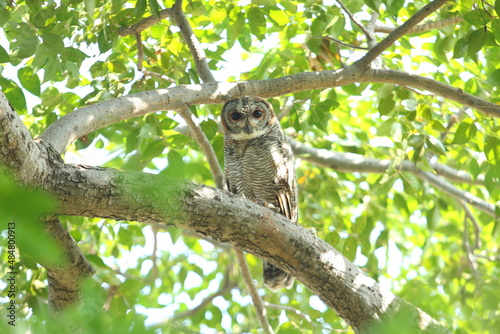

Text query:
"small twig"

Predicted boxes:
[[461, 201, 482, 250], [235, 249, 275, 334], [119, 8, 174, 36], [312, 36, 369, 50], [171, 268, 236, 321], [374, 16, 465, 34], [135, 33, 144, 71], [171, 0, 215, 83], [355, 0, 449, 68], [335, 0, 371, 37], [141, 69, 177, 83], [176, 105, 224, 188], [263, 302, 317, 325], [460, 202, 481, 282]]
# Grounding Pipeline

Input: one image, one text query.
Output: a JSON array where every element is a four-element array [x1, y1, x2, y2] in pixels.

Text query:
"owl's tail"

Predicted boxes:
[[263, 260, 294, 291]]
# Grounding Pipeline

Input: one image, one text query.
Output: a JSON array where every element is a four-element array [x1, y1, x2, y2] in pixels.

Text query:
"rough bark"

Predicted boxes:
[[37, 156, 452, 334]]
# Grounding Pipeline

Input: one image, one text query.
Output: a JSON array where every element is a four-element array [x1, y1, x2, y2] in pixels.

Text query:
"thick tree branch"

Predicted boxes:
[[1, 96, 95, 313], [355, 0, 450, 68], [362, 69, 500, 118], [39, 66, 500, 155], [44, 216, 95, 313], [0, 91, 49, 184], [30, 158, 450, 333]]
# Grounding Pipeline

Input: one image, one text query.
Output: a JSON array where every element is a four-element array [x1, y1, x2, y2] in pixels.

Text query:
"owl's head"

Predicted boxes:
[[221, 96, 277, 141]]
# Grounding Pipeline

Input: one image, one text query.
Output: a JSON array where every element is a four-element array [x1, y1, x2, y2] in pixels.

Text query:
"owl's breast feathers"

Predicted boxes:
[[224, 125, 297, 222]]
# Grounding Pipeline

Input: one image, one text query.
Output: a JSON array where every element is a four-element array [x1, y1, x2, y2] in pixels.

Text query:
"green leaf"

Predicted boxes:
[[0, 7, 10, 26], [487, 68, 500, 86], [484, 136, 500, 166], [495, 0, 500, 17], [343, 236, 358, 261], [84, 0, 96, 16], [148, 0, 161, 18], [247, 6, 266, 40], [427, 135, 446, 155], [18, 67, 41, 97], [467, 29, 487, 55], [0, 78, 26, 111], [452, 37, 467, 59], [0, 45, 9, 62], [464, 10, 491, 27], [134, 0, 147, 19], [378, 95, 395, 115], [60, 47, 88, 62], [12, 36, 39, 59], [268, 9, 289, 26], [452, 120, 477, 144], [41, 33, 65, 55], [200, 119, 218, 140]]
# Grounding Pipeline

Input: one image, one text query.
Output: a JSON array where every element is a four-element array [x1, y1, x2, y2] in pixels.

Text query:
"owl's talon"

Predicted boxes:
[[263, 201, 281, 213]]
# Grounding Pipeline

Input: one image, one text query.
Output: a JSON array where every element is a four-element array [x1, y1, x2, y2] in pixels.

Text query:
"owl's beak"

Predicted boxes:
[[244, 122, 251, 134]]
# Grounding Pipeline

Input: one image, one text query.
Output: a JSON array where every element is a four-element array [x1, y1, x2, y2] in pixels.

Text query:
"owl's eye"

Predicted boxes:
[[229, 111, 242, 121], [252, 109, 263, 119]]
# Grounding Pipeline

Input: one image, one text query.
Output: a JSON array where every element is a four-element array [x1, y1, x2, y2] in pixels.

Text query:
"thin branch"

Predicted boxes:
[[135, 33, 144, 71], [313, 36, 369, 50], [119, 8, 174, 36], [170, 268, 236, 321], [289, 139, 495, 217], [176, 105, 224, 188], [355, 0, 450, 67], [235, 249, 275, 334], [374, 16, 465, 34], [335, 0, 371, 37], [141, 69, 177, 83], [134, 32, 177, 83], [263, 302, 316, 326], [460, 202, 481, 282], [171, 0, 215, 83], [461, 201, 482, 250]]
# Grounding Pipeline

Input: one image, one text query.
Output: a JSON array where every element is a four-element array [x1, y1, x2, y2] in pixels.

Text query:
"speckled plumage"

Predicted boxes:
[[221, 96, 297, 291]]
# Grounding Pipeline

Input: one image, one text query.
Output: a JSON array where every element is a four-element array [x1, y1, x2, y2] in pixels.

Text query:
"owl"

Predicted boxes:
[[221, 96, 298, 291]]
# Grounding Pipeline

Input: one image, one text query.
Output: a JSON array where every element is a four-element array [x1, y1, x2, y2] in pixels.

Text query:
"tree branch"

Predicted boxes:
[[361, 69, 500, 118], [235, 249, 275, 334], [374, 16, 464, 34], [119, 9, 174, 36], [44, 216, 95, 313], [171, 0, 215, 83], [176, 105, 224, 188], [355, 0, 450, 68], [170, 268, 236, 321], [289, 139, 495, 217], [39, 66, 500, 155], [32, 160, 450, 333]]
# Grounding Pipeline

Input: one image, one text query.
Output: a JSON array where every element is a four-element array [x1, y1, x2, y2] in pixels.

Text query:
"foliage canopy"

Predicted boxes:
[[0, 0, 499, 333]]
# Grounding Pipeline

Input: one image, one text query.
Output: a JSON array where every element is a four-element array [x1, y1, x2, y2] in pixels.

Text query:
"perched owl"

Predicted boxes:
[[221, 96, 298, 291]]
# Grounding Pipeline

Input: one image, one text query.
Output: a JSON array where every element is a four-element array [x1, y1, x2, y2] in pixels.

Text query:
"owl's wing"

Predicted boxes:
[[277, 191, 293, 220]]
